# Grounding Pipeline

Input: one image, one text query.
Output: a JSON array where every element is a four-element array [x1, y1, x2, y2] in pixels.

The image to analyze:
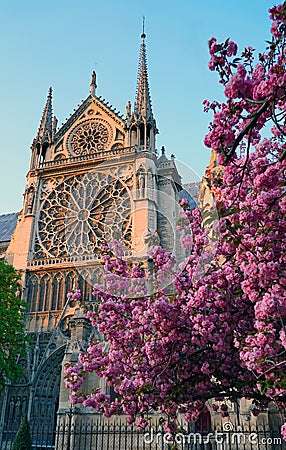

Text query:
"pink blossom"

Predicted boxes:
[[227, 41, 238, 57], [64, 3, 286, 437], [281, 423, 286, 441]]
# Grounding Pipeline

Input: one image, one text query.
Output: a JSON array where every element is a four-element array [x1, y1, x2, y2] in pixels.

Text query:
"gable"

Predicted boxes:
[[53, 95, 126, 161]]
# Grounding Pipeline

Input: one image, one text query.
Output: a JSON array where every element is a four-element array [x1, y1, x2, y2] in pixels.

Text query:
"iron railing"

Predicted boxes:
[[0, 419, 285, 450]]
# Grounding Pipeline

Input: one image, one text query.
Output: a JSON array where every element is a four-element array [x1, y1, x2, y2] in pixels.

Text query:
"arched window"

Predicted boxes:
[[27, 274, 39, 312], [38, 274, 51, 311], [65, 271, 77, 296], [51, 273, 64, 311], [139, 123, 145, 146], [131, 126, 137, 146]]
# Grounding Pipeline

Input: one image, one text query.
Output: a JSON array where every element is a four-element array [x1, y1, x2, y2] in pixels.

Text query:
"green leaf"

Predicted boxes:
[[0, 260, 28, 386]]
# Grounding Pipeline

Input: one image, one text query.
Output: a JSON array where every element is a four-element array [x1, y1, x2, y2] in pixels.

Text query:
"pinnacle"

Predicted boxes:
[[134, 33, 153, 121], [37, 87, 53, 140]]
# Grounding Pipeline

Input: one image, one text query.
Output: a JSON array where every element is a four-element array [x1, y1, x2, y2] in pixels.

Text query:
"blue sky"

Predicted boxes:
[[0, 0, 278, 214]]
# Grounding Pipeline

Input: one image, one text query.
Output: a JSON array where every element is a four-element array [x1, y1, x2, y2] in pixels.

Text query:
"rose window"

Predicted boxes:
[[69, 121, 110, 156], [35, 172, 132, 259]]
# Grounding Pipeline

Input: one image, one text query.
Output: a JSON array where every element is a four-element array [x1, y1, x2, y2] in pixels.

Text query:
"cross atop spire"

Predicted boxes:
[[134, 24, 153, 121], [37, 87, 53, 140], [142, 16, 146, 38]]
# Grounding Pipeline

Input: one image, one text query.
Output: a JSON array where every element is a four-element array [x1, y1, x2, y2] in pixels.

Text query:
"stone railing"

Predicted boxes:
[[38, 146, 137, 169], [27, 253, 102, 267]]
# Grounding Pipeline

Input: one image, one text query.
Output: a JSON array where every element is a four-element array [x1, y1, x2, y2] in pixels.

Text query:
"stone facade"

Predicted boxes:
[[0, 32, 194, 444], [0, 31, 283, 449]]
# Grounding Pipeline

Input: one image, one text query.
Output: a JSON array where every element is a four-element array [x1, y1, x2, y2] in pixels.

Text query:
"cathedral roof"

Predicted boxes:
[[178, 188, 198, 209], [0, 213, 18, 242]]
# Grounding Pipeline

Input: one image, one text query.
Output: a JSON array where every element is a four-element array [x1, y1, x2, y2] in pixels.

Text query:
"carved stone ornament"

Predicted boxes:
[[67, 119, 113, 156], [58, 314, 73, 338], [35, 171, 132, 259], [25, 185, 35, 215]]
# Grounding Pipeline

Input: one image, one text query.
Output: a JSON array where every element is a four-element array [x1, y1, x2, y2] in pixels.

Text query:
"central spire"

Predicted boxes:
[[134, 20, 153, 121], [125, 21, 158, 152]]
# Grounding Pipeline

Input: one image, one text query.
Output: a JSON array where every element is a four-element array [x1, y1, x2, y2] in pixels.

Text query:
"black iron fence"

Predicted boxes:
[[0, 419, 285, 450]]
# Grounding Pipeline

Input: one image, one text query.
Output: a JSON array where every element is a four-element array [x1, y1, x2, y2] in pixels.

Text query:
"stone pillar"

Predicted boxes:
[[58, 308, 92, 415], [56, 308, 93, 450], [132, 161, 157, 257]]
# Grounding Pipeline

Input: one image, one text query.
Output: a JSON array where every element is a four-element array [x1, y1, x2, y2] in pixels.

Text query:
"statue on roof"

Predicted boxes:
[[90, 71, 97, 96], [126, 100, 131, 119]]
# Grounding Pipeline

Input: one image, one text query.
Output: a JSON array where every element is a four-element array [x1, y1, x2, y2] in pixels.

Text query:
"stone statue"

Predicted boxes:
[[21, 396, 27, 415], [126, 100, 131, 118], [90, 71, 97, 96], [14, 396, 21, 417], [8, 396, 15, 417], [26, 186, 35, 214], [137, 170, 145, 198]]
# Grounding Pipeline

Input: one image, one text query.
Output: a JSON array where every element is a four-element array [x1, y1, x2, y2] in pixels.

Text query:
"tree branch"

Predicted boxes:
[[225, 100, 270, 162]]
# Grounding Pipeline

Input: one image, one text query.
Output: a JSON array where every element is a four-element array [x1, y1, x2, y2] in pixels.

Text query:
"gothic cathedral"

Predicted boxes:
[[0, 32, 187, 441]]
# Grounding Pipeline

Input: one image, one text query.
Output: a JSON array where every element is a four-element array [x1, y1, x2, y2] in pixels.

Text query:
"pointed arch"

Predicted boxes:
[[27, 274, 39, 312], [78, 267, 103, 303], [51, 272, 65, 311], [38, 273, 52, 311], [130, 125, 137, 146], [139, 123, 145, 146], [78, 269, 92, 303], [31, 345, 65, 442], [65, 270, 78, 294], [136, 165, 146, 199], [147, 168, 154, 199]]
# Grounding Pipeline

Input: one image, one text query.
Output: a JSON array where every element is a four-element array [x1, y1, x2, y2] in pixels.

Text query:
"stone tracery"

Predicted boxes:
[[68, 120, 112, 156], [35, 172, 133, 259], [27, 267, 104, 315]]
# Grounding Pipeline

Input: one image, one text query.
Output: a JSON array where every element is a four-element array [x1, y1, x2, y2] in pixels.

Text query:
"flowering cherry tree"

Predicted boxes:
[[65, 2, 286, 439]]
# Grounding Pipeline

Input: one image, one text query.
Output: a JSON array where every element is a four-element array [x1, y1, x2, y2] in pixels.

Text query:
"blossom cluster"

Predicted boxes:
[[204, 4, 286, 162], [67, 288, 81, 300], [64, 2, 286, 440]]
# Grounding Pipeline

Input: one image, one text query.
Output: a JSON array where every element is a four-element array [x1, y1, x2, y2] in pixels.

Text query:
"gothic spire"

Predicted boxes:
[[37, 87, 53, 140], [134, 22, 153, 121]]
